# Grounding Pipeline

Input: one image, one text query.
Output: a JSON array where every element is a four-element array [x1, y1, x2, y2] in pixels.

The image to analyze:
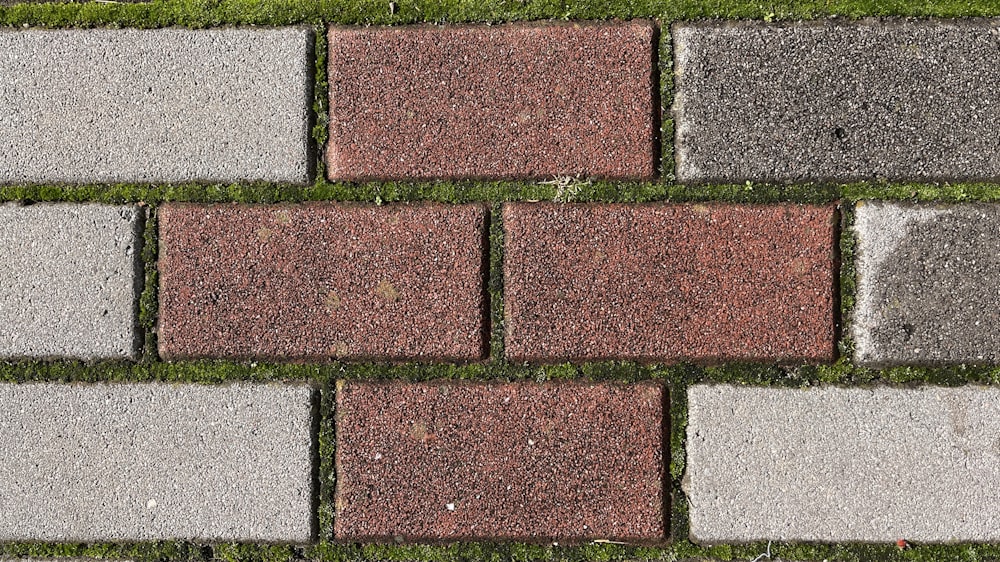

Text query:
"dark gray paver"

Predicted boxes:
[[0, 28, 312, 184], [673, 20, 1000, 183], [853, 201, 1000, 366], [686, 384, 1000, 543], [0, 383, 315, 542], [0, 203, 142, 360]]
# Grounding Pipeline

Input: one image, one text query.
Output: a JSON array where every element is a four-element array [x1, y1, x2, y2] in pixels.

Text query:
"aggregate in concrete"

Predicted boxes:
[[157, 203, 487, 361], [335, 381, 665, 542], [503, 203, 837, 363], [853, 201, 1000, 366], [0, 28, 312, 184], [327, 21, 657, 180], [673, 20, 1000, 183], [0, 382, 315, 542], [685, 384, 1000, 542], [0, 203, 142, 359]]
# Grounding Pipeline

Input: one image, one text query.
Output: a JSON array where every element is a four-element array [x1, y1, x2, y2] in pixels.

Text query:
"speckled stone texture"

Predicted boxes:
[[853, 201, 1000, 366], [327, 21, 656, 180], [673, 20, 1000, 183], [158, 203, 487, 361], [686, 384, 1000, 542], [0, 382, 315, 542], [335, 381, 665, 542], [0, 203, 142, 359], [0, 28, 312, 184], [503, 203, 837, 363]]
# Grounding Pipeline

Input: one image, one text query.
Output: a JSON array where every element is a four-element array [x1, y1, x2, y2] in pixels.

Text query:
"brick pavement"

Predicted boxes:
[[0, 15, 996, 561]]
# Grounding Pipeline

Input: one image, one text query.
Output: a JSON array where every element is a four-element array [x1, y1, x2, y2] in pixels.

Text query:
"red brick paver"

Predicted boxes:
[[327, 21, 657, 180], [503, 203, 837, 363], [334, 381, 665, 542], [157, 203, 487, 361]]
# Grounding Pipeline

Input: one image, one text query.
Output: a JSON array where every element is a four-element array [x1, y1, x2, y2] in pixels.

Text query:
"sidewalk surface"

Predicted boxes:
[[1, 1, 999, 562]]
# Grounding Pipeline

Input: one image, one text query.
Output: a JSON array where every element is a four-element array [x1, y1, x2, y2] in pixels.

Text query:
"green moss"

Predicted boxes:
[[488, 203, 506, 362], [139, 204, 159, 360], [0, 541, 205, 561], [312, 24, 330, 180], [213, 544, 299, 562], [838, 201, 858, 359], [7, 181, 1000, 206], [658, 21, 674, 182], [8, 0, 1000, 28], [316, 378, 337, 541]]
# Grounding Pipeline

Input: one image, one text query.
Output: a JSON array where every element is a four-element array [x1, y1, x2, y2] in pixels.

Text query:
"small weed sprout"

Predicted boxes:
[[541, 174, 591, 203]]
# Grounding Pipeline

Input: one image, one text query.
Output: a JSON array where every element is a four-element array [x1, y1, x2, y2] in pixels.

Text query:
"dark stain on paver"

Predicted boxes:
[[327, 20, 657, 180], [157, 203, 488, 362], [861, 209, 1000, 366], [334, 381, 666, 542], [503, 203, 838, 363]]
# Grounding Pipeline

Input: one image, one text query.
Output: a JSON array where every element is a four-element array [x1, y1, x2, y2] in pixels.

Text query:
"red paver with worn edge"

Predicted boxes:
[[157, 203, 487, 361], [327, 21, 657, 181], [334, 381, 665, 542], [503, 203, 837, 363]]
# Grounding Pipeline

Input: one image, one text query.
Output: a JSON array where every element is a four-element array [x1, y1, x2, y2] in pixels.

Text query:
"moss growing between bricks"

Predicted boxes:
[[10, 0, 1000, 28], [7, 181, 1000, 207], [839, 203, 858, 359], [0, 541, 208, 562], [488, 204, 504, 361], [311, 26, 329, 181], [658, 21, 673, 181], [139, 205, 159, 360]]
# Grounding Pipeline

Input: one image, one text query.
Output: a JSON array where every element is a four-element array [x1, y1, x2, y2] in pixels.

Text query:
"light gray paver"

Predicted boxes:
[[0, 28, 312, 184], [673, 20, 1000, 183], [685, 384, 1000, 543], [853, 201, 1000, 366], [0, 383, 315, 542], [0, 203, 142, 359]]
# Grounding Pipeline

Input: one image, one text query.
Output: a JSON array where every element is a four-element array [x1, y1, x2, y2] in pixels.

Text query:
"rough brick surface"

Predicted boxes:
[[0, 203, 142, 360], [503, 203, 837, 363], [327, 21, 656, 180], [0, 383, 314, 542], [335, 381, 665, 542], [0, 28, 311, 184], [686, 384, 1000, 542], [673, 21, 1000, 183], [158, 203, 487, 361], [853, 201, 1000, 366]]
